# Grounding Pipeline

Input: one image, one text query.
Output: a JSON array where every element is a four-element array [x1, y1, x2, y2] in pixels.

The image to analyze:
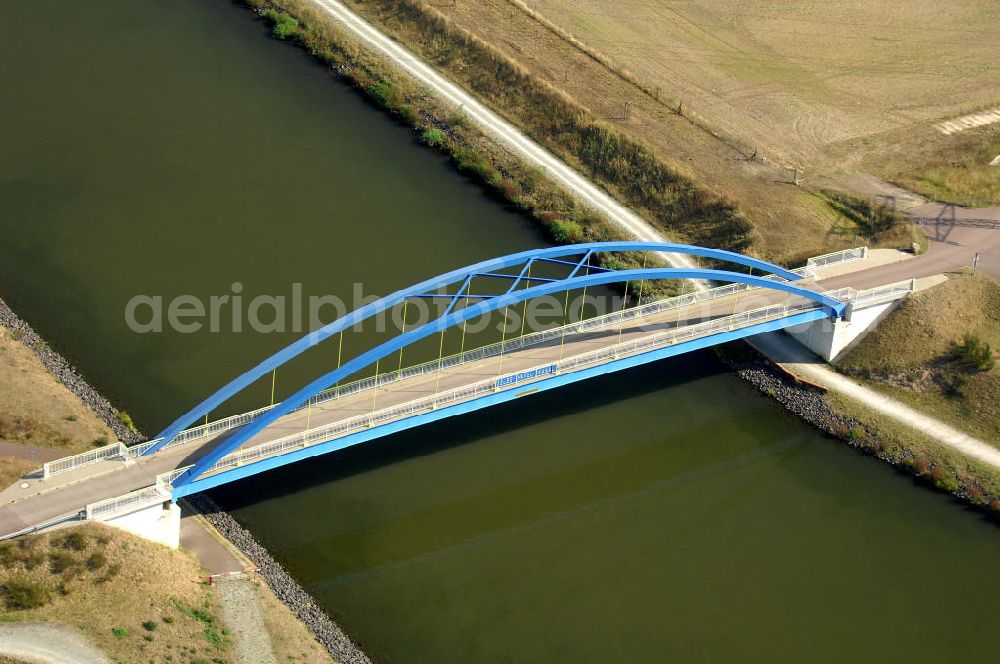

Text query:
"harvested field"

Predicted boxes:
[[341, 0, 892, 264], [519, 0, 998, 170]]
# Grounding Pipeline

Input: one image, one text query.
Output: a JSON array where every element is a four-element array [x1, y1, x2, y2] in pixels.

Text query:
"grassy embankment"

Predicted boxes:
[[833, 270, 1000, 508], [248, 0, 756, 264], [0, 523, 336, 664], [0, 524, 233, 663], [880, 125, 1000, 208], [0, 326, 118, 490], [815, 190, 928, 253]]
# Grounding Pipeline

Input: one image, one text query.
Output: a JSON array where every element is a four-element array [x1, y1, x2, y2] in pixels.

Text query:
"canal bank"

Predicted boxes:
[[0, 298, 141, 446], [0, 299, 358, 662]]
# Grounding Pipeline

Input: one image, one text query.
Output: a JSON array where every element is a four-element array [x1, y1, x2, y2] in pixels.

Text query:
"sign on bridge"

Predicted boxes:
[[496, 364, 557, 389]]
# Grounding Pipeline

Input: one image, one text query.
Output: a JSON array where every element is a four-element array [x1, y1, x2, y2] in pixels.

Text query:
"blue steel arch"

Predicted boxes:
[[148, 241, 803, 457], [170, 263, 843, 488]]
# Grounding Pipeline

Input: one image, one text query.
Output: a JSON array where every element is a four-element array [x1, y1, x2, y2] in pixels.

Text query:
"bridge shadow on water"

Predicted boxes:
[[209, 349, 730, 510]]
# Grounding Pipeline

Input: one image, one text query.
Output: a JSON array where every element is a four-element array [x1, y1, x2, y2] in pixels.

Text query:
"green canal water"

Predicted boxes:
[[1, 1, 997, 662]]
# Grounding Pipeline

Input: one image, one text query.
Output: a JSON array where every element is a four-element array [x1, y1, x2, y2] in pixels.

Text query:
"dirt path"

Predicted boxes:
[[750, 332, 1000, 469], [306, 0, 701, 271], [0, 623, 108, 664], [348, 0, 869, 262], [216, 578, 279, 664]]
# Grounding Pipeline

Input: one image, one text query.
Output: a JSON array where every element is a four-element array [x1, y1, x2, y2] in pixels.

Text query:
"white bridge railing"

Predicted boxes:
[[86, 484, 168, 521], [48, 247, 871, 481], [846, 279, 915, 309], [804, 246, 867, 272], [167, 298, 821, 486]]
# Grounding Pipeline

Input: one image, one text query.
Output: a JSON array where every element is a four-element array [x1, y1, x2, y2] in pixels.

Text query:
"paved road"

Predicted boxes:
[[0, 440, 64, 463], [179, 507, 246, 576], [908, 203, 1000, 280]]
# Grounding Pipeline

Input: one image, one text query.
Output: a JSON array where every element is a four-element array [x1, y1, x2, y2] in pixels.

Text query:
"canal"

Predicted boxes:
[[1, 1, 997, 662]]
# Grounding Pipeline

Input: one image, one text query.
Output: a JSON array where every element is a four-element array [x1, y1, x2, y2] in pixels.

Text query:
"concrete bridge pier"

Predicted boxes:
[[786, 299, 903, 362], [96, 500, 181, 549]]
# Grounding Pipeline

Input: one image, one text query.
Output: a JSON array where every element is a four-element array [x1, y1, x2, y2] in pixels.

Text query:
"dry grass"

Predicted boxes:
[[518, 0, 998, 171], [0, 459, 36, 495], [254, 580, 336, 664], [0, 327, 118, 490], [837, 270, 1000, 445], [0, 326, 116, 451], [0, 523, 234, 664], [342, 0, 926, 264], [876, 125, 1000, 208]]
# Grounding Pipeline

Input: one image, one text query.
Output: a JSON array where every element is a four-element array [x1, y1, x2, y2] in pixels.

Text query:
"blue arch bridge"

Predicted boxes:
[[2, 241, 892, 545]]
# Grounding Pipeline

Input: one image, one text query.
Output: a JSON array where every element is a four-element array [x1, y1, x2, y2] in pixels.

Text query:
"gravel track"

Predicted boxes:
[[304, 0, 701, 275], [0, 623, 108, 664], [217, 578, 279, 664], [189, 494, 373, 664]]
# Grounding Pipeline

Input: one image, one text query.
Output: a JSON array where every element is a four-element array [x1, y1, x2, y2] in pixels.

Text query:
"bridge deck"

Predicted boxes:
[[0, 282, 811, 535]]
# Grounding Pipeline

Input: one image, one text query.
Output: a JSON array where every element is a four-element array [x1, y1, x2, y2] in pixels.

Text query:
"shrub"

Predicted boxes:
[[549, 220, 584, 243], [448, 108, 470, 128], [86, 551, 107, 570], [92, 435, 109, 448], [421, 127, 447, 147], [3, 578, 51, 610], [49, 551, 77, 574], [59, 530, 88, 551], [115, 411, 138, 434], [954, 333, 995, 371], [264, 9, 299, 40], [96, 563, 121, 584], [366, 81, 401, 111], [0, 542, 15, 566], [142, 620, 157, 632], [112, 626, 128, 638]]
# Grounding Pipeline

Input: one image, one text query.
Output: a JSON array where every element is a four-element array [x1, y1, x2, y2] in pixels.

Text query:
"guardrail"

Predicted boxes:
[[805, 246, 867, 272], [849, 279, 915, 309], [85, 484, 168, 520], [43, 442, 128, 479], [0, 510, 84, 541]]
